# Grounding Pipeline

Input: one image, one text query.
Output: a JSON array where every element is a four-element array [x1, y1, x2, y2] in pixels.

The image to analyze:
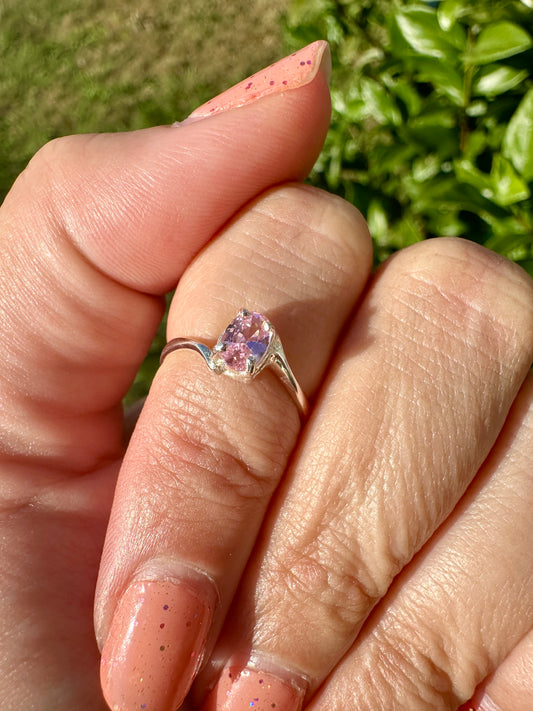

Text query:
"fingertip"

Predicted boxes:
[[100, 578, 215, 711], [13, 72, 330, 296], [186, 40, 331, 121]]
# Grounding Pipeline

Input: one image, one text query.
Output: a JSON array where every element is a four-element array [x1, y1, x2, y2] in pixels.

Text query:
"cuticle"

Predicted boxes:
[[130, 558, 221, 610], [231, 651, 311, 696]]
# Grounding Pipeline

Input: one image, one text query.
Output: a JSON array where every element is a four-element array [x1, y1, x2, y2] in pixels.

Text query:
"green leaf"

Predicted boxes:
[[485, 231, 533, 260], [282, 0, 533, 267], [413, 173, 497, 214], [437, 0, 469, 31], [467, 22, 532, 64], [387, 216, 424, 249], [406, 111, 457, 155], [503, 89, 533, 181], [491, 154, 530, 206], [454, 158, 494, 196], [370, 142, 418, 174], [324, 140, 343, 188], [286, 0, 335, 27], [391, 79, 423, 117], [464, 131, 488, 161], [360, 77, 402, 125], [413, 58, 464, 106], [367, 199, 389, 239], [466, 100, 487, 117], [412, 154, 441, 182], [396, 7, 466, 60], [331, 88, 366, 123], [410, 109, 456, 130], [481, 213, 532, 237], [427, 210, 466, 237], [473, 65, 529, 96]]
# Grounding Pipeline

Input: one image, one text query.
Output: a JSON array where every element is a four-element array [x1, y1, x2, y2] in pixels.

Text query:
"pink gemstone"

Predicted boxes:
[[216, 310, 272, 373]]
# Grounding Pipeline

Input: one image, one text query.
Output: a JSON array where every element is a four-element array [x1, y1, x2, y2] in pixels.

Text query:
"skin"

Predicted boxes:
[[0, 54, 532, 711]]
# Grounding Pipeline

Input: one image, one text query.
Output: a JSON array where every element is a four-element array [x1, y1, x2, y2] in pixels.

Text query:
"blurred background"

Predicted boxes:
[[1, 0, 532, 398], [0, 0, 286, 197]]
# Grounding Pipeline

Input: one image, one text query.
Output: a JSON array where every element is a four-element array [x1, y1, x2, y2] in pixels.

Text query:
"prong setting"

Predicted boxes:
[[160, 309, 308, 417]]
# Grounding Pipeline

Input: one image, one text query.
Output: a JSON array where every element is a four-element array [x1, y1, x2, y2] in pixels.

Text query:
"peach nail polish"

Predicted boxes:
[[100, 580, 213, 711], [187, 40, 331, 120], [201, 666, 305, 711]]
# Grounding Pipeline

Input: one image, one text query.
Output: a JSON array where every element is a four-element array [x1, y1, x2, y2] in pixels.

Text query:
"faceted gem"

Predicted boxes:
[[216, 310, 272, 373]]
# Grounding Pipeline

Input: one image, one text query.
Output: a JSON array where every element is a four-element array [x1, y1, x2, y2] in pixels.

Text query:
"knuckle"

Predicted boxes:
[[143, 362, 296, 506], [351, 581, 490, 711], [395, 599, 491, 706], [376, 238, 533, 388], [389, 238, 533, 349], [324, 639, 461, 711], [291, 184, 372, 267], [251, 184, 372, 289], [24, 135, 80, 189], [17, 135, 97, 225], [363, 629, 461, 711], [266, 528, 382, 640]]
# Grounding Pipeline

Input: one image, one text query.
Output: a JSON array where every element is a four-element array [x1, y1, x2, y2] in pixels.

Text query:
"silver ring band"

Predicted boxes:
[[160, 309, 308, 418]]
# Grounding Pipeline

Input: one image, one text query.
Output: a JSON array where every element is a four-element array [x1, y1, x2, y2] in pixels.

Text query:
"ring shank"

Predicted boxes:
[[270, 351, 309, 418], [160, 337, 308, 418], [160, 339, 215, 370]]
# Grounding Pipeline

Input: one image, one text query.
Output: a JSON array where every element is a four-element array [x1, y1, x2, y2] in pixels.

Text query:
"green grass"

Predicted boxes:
[[0, 0, 287, 201]]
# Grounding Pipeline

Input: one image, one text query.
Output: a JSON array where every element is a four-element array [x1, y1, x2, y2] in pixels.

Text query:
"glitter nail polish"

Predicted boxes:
[[184, 40, 331, 121], [201, 666, 305, 711], [100, 580, 213, 711]]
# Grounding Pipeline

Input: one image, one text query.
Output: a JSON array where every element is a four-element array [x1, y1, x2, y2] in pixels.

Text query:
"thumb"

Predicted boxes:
[[3, 40, 331, 294], [0, 41, 331, 470]]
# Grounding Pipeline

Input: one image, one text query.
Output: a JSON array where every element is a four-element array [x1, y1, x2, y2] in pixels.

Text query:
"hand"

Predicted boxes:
[[191, 235, 533, 711], [0, 42, 331, 709], [1, 37, 532, 711]]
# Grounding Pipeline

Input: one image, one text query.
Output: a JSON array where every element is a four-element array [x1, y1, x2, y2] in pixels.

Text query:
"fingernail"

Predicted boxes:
[[100, 580, 214, 711], [201, 666, 306, 711], [184, 40, 330, 122]]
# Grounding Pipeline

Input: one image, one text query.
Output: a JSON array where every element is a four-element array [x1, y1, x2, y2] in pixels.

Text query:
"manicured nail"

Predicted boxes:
[[201, 666, 306, 711], [185, 40, 330, 121], [100, 580, 214, 711]]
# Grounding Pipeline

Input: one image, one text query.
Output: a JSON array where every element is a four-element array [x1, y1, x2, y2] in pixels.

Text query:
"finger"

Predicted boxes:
[[96, 184, 372, 711], [0, 41, 330, 475], [307, 369, 533, 711], [459, 628, 533, 711], [197, 239, 533, 711]]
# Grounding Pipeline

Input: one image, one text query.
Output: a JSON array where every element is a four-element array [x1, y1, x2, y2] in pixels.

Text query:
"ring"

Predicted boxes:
[[160, 309, 308, 417]]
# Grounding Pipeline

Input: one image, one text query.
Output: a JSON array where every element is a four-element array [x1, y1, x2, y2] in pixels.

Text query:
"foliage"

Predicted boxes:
[[285, 0, 533, 273]]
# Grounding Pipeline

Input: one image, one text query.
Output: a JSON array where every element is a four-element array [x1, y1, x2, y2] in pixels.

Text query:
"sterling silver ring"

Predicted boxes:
[[160, 309, 308, 417]]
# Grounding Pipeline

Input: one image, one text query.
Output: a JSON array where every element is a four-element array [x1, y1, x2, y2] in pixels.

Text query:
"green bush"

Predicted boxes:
[[285, 0, 533, 273]]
